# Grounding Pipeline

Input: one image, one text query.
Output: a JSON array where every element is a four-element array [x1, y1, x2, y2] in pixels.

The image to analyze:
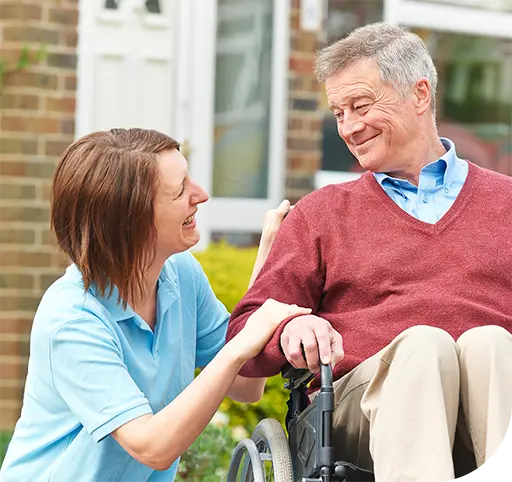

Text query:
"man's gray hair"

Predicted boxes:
[[315, 23, 438, 113]]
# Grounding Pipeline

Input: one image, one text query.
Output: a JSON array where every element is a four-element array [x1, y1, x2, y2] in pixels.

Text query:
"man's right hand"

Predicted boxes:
[[280, 315, 344, 373]]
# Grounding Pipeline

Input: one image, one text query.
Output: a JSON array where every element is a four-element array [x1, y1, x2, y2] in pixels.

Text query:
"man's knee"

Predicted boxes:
[[388, 325, 458, 369], [457, 325, 511, 354]]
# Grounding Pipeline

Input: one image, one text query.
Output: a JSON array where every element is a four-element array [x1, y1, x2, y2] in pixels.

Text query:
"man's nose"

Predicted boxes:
[[340, 113, 364, 140]]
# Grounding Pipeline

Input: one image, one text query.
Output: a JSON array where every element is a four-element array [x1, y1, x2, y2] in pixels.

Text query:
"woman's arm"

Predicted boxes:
[[227, 200, 293, 403], [249, 200, 292, 288], [112, 300, 310, 471]]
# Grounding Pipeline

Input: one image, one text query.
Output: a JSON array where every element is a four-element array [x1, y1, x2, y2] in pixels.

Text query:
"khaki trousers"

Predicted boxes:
[[329, 325, 512, 482]]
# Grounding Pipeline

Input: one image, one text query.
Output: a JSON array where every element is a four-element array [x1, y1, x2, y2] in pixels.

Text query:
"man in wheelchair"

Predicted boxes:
[[227, 23, 512, 482]]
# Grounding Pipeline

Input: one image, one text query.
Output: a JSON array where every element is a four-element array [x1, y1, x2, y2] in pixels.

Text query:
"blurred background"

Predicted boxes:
[[0, 0, 511, 478]]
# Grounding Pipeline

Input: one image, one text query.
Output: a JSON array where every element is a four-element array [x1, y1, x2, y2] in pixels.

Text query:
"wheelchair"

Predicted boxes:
[[226, 364, 375, 482]]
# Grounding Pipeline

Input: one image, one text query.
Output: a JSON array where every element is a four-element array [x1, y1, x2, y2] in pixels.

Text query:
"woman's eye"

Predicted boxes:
[[176, 186, 185, 198], [334, 112, 344, 121]]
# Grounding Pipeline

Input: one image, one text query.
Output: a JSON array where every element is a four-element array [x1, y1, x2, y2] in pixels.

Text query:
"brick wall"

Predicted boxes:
[[0, 0, 78, 430], [285, 0, 325, 203]]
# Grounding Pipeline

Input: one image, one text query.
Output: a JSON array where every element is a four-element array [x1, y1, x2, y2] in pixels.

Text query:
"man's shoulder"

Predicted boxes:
[[470, 162, 512, 193], [296, 173, 371, 213]]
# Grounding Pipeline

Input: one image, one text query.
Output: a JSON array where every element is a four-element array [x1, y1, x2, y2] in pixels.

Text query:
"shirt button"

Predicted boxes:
[[444, 186, 449, 193], [422, 195, 429, 203]]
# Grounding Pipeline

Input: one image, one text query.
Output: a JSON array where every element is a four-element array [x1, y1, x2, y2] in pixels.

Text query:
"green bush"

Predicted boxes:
[[193, 243, 289, 432], [175, 422, 236, 482], [1, 430, 11, 464]]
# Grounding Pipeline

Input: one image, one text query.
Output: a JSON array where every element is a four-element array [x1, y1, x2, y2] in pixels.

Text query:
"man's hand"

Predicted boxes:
[[280, 315, 344, 373]]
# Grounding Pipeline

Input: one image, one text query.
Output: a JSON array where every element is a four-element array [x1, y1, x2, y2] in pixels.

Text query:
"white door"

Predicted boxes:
[[76, 0, 177, 137]]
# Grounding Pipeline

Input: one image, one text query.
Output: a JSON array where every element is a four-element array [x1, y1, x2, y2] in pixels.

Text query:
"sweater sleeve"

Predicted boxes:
[[227, 205, 324, 377]]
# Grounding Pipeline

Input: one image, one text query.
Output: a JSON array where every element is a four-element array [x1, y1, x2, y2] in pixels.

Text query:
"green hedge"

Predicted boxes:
[[193, 243, 288, 433], [1, 431, 10, 464]]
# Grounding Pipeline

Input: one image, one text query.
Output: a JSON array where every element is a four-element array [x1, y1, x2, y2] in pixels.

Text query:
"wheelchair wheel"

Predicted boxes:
[[250, 418, 293, 482]]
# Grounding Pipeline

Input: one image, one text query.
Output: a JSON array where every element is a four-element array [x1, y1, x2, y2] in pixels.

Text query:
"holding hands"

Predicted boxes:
[[230, 299, 312, 361]]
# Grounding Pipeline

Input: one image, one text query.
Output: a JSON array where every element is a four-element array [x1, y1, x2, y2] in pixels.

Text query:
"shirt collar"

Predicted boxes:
[[65, 261, 179, 323], [373, 137, 461, 189]]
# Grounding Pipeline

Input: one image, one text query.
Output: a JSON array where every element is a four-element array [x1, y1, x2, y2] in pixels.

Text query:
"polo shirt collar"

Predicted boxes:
[[65, 262, 180, 324]]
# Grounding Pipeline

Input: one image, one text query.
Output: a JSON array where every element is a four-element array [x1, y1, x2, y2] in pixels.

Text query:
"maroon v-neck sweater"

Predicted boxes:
[[227, 162, 512, 382]]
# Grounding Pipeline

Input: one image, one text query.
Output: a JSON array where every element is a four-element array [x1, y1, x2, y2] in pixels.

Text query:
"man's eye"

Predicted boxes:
[[176, 186, 185, 198], [355, 104, 370, 112]]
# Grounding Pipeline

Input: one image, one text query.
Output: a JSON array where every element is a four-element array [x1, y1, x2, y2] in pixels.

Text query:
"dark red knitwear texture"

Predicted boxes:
[[227, 162, 512, 384]]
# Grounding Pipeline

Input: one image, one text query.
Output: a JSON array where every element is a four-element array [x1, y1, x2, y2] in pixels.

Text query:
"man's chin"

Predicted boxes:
[[355, 156, 382, 173]]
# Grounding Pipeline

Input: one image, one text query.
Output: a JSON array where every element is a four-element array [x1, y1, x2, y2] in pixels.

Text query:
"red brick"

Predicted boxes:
[[0, 93, 40, 110], [0, 229, 36, 245], [0, 361, 28, 380], [0, 250, 53, 267], [45, 96, 75, 114], [0, 3, 42, 20], [0, 295, 42, 312], [0, 385, 24, 402], [0, 318, 33, 335], [0, 207, 51, 224], [49, 7, 79, 26], [64, 75, 77, 91], [0, 183, 36, 200], [1, 116, 62, 134], [2, 26, 59, 45], [47, 52, 77, 70], [44, 139, 70, 156], [2, 71, 59, 90], [0, 160, 57, 178], [0, 138, 38, 155], [63, 31, 78, 48], [289, 54, 315, 74], [0, 405, 22, 430], [0, 340, 30, 357], [0, 273, 35, 290]]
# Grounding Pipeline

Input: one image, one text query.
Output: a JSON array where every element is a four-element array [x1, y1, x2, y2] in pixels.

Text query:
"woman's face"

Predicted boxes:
[[153, 148, 208, 257]]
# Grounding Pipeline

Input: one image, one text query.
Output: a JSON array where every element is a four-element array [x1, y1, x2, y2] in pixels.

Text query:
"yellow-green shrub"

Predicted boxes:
[[193, 243, 289, 432]]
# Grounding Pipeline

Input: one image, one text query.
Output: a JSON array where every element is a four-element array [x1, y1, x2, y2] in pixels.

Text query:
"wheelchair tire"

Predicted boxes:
[[250, 418, 293, 482]]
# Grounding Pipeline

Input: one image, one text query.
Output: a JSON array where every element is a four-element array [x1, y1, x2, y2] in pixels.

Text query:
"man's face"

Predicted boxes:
[[325, 59, 421, 174]]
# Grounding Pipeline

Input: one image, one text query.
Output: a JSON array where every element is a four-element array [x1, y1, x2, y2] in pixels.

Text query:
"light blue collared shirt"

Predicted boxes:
[[0, 251, 229, 482], [373, 138, 468, 223]]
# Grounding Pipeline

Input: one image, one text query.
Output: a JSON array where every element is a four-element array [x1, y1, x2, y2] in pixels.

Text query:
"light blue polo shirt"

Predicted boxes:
[[0, 251, 229, 482]]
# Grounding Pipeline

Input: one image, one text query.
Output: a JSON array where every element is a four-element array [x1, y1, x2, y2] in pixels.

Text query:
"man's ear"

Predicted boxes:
[[415, 77, 432, 115]]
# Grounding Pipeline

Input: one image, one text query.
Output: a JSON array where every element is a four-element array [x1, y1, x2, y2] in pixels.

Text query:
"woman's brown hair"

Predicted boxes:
[[51, 128, 179, 306]]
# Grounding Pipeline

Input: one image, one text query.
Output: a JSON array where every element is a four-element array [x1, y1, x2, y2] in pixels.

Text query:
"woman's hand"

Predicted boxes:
[[260, 199, 292, 252], [249, 200, 293, 288], [229, 299, 311, 361]]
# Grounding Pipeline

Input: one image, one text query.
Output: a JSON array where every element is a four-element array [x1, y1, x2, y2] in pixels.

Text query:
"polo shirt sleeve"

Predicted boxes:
[[190, 255, 230, 368], [49, 317, 153, 442]]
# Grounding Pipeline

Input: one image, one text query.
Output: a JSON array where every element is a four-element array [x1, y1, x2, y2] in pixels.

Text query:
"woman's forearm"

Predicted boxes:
[[249, 242, 271, 288], [113, 342, 245, 470]]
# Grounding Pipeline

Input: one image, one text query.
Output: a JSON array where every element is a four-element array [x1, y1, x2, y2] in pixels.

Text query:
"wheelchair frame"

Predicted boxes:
[[227, 364, 375, 482]]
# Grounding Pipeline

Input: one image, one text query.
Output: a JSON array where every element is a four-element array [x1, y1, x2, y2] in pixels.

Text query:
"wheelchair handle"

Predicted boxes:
[[320, 363, 333, 389]]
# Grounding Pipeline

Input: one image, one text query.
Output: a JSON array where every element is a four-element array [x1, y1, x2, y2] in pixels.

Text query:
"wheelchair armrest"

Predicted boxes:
[[281, 363, 311, 380], [281, 363, 316, 390]]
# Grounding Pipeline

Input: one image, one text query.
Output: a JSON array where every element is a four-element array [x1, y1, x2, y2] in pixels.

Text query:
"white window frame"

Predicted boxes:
[[176, 0, 291, 249], [385, 0, 512, 38]]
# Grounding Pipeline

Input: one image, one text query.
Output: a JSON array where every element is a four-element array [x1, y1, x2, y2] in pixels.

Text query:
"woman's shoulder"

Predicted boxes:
[[33, 265, 116, 338]]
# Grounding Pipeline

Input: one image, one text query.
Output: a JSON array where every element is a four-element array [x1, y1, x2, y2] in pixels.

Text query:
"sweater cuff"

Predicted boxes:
[[239, 313, 301, 377]]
